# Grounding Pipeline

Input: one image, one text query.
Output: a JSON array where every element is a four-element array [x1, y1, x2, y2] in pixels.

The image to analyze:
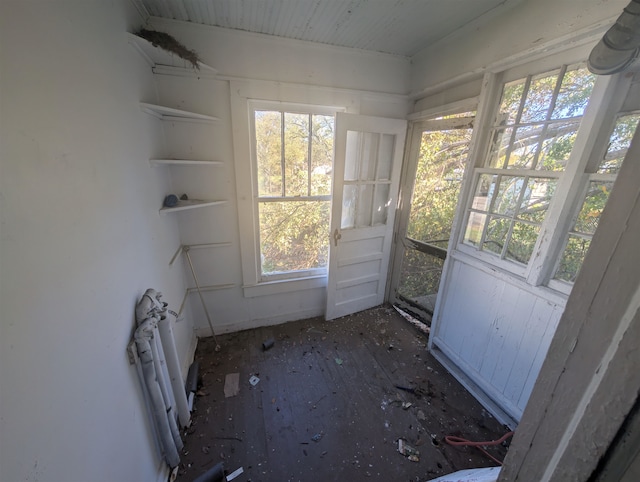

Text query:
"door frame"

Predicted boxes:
[[325, 113, 407, 320], [388, 113, 477, 321]]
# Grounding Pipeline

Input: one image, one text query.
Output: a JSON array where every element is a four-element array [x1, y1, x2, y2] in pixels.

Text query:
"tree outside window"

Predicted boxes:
[[253, 109, 334, 278], [463, 64, 597, 270]]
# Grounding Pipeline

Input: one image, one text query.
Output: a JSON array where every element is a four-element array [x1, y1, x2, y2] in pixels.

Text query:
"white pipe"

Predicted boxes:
[[135, 319, 181, 468], [158, 315, 191, 427], [148, 321, 182, 452]]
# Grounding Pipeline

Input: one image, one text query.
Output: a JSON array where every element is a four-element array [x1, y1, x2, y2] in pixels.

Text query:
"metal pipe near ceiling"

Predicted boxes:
[[589, 0, 640, 74]]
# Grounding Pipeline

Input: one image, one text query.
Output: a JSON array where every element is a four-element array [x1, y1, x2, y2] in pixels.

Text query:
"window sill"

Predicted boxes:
[[242, 274, 327, 298]]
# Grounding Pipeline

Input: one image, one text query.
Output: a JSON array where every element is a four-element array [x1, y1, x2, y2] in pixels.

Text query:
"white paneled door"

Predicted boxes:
[[325, 113, 407, 320]]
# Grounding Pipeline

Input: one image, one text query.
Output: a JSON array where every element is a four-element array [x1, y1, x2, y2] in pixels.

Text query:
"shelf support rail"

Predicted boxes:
[[183, 246, 221, 351]]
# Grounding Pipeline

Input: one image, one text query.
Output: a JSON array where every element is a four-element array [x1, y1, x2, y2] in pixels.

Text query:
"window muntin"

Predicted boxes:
[[553, 112, 640, 283], [462, 64, 596, 269], [253, 109, 334, 279]]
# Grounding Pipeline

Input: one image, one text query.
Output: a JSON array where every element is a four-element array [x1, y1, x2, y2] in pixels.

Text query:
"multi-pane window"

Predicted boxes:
[[253, 109, 334, 279], [463, 64, 596, 269], [340, 131, 395, 229], [553, 112, 640, 283]]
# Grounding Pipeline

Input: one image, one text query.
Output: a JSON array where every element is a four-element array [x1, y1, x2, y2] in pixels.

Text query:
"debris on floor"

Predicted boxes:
[[175, 305, 509, 482], [248, 375, 260, 386], [225, 467, 244, 481], [262, 338, 275, 351], [397, 438, 420, 462], [223, 373, 240, 398]]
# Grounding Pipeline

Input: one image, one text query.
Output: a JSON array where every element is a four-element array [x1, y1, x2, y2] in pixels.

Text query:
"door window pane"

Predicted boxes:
[[341, 185, 357, 229], [356, 184, 374, 227], [372, 184, 390, 226], [376, 134, 394, 180]]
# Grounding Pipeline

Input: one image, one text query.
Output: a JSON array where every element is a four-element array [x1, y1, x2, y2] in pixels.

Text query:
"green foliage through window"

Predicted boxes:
[[254, 109, 334, 277]]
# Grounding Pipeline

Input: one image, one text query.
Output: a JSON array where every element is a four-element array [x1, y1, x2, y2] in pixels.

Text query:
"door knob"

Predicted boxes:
[[333, 228, 342, 247]]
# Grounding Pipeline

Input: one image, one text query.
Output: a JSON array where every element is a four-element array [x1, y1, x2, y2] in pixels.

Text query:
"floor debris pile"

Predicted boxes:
[[176, 306, 510, 481]]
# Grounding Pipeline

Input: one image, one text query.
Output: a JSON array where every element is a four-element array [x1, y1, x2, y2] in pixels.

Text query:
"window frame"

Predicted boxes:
[[244, 100, 342, 292], [454, 62, 634, 294]]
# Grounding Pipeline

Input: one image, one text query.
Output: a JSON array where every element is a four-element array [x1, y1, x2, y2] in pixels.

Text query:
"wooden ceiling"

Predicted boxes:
[[137, 0, 517, 57]]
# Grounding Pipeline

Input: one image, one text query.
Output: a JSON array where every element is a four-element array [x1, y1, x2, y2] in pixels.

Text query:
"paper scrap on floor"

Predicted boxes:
[[224, 373, 240, 398]]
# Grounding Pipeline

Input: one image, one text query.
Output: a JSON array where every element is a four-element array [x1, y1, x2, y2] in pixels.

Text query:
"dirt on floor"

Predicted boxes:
[[176, 305, 511, 482]]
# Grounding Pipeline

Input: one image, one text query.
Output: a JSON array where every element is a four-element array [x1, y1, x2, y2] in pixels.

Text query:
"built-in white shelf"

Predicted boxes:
[[127, 32, 218, 77], [159, 199, 227, 215], [150, 159, 224, 166], [140, 103, 219, 123]]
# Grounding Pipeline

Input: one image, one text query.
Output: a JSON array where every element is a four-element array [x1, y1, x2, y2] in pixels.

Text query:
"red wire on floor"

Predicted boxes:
[[444, 431, 514, 466]]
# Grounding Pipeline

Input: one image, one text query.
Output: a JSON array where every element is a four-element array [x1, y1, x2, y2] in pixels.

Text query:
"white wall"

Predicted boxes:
[[0, 2, 195, 481], [410, 0, 627, 101], [146, 18, 411, 334]]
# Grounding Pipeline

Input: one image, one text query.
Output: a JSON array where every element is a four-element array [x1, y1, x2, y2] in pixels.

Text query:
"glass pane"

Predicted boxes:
[[259, 201, 330, 274], [598, 113, 640, 174], [537, 121, 579, 171], [551, 67, 596, 120], [555, 235, 591, 282], [518, 178, 556, 223], [573, 181, 613, 235], [341, 185, 357, 229], [356, 184, 374, 227], [344, 131, 360, 181], [372, 183, 390, 226], [463, 212, 486, 247], [498, 79, 525, 125], [483, 216, 510, 255], [487, 127, 513, 168], [255, 110, 282, 197], [471, 174, 497, 211], [397, 249, 445, 314], [408, 128, 473, 242], [284, 112, 309, 197], [377, 133, 394, 180], [360, 132, 379, 181], [505, 222, 540, 264], [310, 114, 334, 196], [492, 176, 524, 216], [521, 70, 559, 123], [507, 125, 542, 169]]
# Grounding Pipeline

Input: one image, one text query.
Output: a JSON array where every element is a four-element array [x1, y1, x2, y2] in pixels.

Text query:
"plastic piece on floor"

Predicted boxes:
[[427, 466, 501, 482], [249, 375, 260, 386], [262, 338, 275, 351], [226, 467, 244, 481], [224, 373, 240, 398]]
